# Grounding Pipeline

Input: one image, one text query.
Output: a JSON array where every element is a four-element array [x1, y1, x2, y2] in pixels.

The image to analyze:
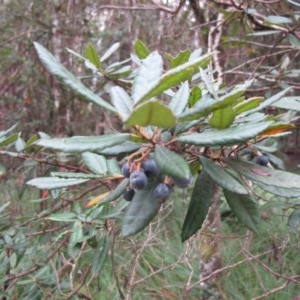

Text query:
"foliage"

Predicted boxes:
[[1, 1, 300, 299]]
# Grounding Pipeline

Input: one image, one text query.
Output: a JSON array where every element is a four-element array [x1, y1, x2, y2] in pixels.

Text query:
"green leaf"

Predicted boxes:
[[181, 171, 213, 242], [234, 97, 263, 115], [178, 121, 273, 146], [36, 133, 131, 153], [33, 42, 116, 113], [224, 189, 260, 233], [242, 88, 291, 115], [180, 82, 248, 121], [170, 49, 191, 68], [85, 43, 102, 68], [68, 221, 84, 258], [125, 101, 176, 129], [91, 233, 110, 276], [0, 123, 18, 140], [82, 152, 108, 174], [288, 34, 300, 48], [101, 178, 129, 204], [226, 158, 300, 190], [46, 212, 77, 222], [154, 145, 190, 180], [134, 39, 150, 59], [99, 141, 140, 156], [132, 51, 164, 103], [50, 172, 102, 179], [255, 181, 300, 198], [272, 96, 300, 111], [188, 86, 202, 107], [122, 182, 161, 237], [0, 133, 18, 147], [288, 209, 300, 233], [209, 106, 235, 129], [200, 156, 248, 194], [265, 15, 292, 24], [134, 52, 213, 106], [169, 81, 189, 116], [110, 86, 132, 120], [27, 177, 89, 189]]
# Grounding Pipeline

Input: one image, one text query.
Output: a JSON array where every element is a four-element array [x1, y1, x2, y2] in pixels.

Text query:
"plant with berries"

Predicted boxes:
[[27, 39, 300, 244]]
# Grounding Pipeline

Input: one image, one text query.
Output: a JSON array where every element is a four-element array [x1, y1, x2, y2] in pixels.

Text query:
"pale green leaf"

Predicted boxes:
[[46, 212, 77, 222], [134, 52, 213, 106], [33, 42, 116, 112], [132, 51, 164, 103], [178, 121, 273, 146], [27, 177, 89, 189], [85, 43, 102, 68], [36, 133, 131, 153], [91, 233, 110, 275], [110, 86, 132, 120], [170, 49, 191, 68], [82, 152, 108, 174], [101, 42, 120, 62], [169, 81, 189, 116]]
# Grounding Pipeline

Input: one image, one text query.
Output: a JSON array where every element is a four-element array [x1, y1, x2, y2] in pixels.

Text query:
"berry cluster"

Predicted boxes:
[[121, 157, 192, 203]]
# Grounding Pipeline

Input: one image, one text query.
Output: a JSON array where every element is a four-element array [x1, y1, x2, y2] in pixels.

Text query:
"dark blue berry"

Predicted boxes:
[[123, 188, 135, 201], [141, 158, 159, 178], [130, 171, 148, 190], [154, 183, 172, 203], [121, 163, 131, 178], [256, 155, 269, 166]]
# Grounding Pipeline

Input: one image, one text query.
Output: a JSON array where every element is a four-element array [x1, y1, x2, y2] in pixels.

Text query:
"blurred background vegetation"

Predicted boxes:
[[1, 0, 300, 299]]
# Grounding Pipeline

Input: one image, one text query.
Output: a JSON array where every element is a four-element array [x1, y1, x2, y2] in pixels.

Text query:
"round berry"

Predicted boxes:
[[123, 188, 135, 201], [154, 183, 172, 203], [121, 163, 131, 178], [256, 155, 269, 166], [130, 171, 148, 190], [141, 158, 159, 178], [172, 174, 193, 188]]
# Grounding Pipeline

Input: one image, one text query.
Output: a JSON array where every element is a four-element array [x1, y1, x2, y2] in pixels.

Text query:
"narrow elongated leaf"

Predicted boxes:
[[169, 81, 189, 116], [178, 121, 273, 146], [255, 181, 300, 198], [154, 145, 190, 180], [101, 178, 129, 204], [234, 97, 263, 115], [134, 39, 150, 59], [125, 101, 176, 129], [110, 86, 132, 120], [27, 177, 89, 189], [209, 106, 235, 129], [224, 189, 260, 233], [122, 182, 161, 237], [85, 43, 102, 68], [101, 42, 120, 62], [99, 141, 140, 156], [242, 88, 291, 115], [181, 172, 213, 241], [82, 152, 108, 174], [68, 221, 84, 258], [0, 133, 18, 147], [288, 34, 300, 48], [0, 124, 18, 141], [188, 86, 202, 107], [34, 42, 116, 112], [134, 52, 213, 106], [37, 133, 131, 152], [179, 82, 248, 121], [170, 49, 191, 68], [200, 156, 248, 194], [272, 96, 300, 111], [50, 172, 102, 179], [132, 51, 164, 103], [91, 233, 110, 276], [46, 212, 77, 222], [226, 158, 300, 189]]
